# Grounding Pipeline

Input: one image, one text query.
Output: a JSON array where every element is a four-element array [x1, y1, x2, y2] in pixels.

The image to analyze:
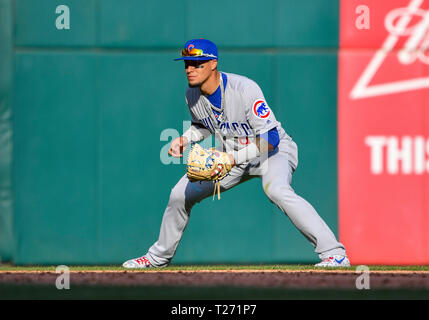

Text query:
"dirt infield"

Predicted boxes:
[[1, 269, 429, 289]]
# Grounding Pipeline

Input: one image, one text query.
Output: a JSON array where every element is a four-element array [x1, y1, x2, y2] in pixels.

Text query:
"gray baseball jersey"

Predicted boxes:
[[186, 72, 290, 155], [143, 71, 346, 267]]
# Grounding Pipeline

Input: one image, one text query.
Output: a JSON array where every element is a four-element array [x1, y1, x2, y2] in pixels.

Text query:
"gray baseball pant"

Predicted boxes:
[[146, 139, 346, 267]]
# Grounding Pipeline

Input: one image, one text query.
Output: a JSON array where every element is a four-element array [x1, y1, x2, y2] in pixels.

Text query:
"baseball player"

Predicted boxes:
[[123, 39, 350, 268]]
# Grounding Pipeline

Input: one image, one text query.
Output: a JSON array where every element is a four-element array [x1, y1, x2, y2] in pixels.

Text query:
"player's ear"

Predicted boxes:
[[210, 59, 218, 71]]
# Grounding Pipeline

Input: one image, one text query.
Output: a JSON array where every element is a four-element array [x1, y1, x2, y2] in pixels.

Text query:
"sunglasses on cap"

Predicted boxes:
[[181, 47, 217, 59]]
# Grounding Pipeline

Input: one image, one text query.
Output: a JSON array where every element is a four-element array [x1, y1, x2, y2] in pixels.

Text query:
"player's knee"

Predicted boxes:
[[263, 183, 294, 205], [264, 188, 282, 204], [168, 186, 186, 208], [168, 184, 200, 210]]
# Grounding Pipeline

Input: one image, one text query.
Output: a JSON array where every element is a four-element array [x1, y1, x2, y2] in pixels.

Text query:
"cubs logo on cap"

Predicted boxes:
[[175, 39, 218, 61], [252, 99, 271, 119]]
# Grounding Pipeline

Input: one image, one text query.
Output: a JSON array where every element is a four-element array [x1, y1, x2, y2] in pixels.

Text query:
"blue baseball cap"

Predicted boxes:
[[174, 39, 218, 61]]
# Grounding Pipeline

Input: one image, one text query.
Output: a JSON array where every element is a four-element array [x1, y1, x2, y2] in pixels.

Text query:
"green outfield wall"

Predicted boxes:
[[1, 0, 339, 265], [0, 0, 14, 262]]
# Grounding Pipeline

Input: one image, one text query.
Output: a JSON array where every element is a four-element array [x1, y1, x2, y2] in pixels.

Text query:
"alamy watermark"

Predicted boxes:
[[356, 5, 370, 30], [159, 121, 270, 175], [55, 265, 70, 290], [355, 265, 370, 290], [55, 5, 70, 30]]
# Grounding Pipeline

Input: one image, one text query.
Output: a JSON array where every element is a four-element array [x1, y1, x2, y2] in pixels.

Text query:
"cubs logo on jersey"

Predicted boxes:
[[252, 99, 271, 119]]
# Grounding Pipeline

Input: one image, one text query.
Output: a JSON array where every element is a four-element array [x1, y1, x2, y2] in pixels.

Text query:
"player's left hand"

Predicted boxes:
[[210, 163, 225, 179], [210, 154, 235, 179], [187, 145, 235, 200]]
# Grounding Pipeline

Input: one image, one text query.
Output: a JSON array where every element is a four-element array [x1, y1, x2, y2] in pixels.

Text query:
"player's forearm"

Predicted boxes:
[[230, 142, 260, 165], [230, 137, 275, 166], [230, 129, 277, 165]]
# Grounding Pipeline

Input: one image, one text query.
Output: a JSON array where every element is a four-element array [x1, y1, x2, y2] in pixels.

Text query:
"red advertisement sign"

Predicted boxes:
[[339, 0, 429, 264]]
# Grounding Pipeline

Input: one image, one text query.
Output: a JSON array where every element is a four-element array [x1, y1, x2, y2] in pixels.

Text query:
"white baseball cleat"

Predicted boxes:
[[122, 255, 153, 269], [314, 255, 351, 268]]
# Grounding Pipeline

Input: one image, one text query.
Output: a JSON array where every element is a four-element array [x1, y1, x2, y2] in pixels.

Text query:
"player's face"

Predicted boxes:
[[184, 60, 217, 87]]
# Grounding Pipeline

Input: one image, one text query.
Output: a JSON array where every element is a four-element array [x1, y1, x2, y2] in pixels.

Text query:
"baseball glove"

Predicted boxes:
[[186, 143, 233, 200]]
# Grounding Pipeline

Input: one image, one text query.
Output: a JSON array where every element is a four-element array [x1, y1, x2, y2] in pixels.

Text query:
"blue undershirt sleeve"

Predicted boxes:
[[258, 127, 280, 149]]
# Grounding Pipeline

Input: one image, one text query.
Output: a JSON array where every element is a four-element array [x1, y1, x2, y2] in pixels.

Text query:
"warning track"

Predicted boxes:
[[1, 269, 429, 289]]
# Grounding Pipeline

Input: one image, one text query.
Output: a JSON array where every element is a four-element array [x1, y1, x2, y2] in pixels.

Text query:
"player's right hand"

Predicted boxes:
[[169, 136, 189, 158]]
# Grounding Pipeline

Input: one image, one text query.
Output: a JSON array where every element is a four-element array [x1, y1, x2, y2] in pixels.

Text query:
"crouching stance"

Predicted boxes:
[[123, 39, 350, 269]]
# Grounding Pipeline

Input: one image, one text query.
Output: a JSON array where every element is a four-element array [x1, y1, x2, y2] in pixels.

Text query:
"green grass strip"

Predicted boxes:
[[1, 264, 429, 272]]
